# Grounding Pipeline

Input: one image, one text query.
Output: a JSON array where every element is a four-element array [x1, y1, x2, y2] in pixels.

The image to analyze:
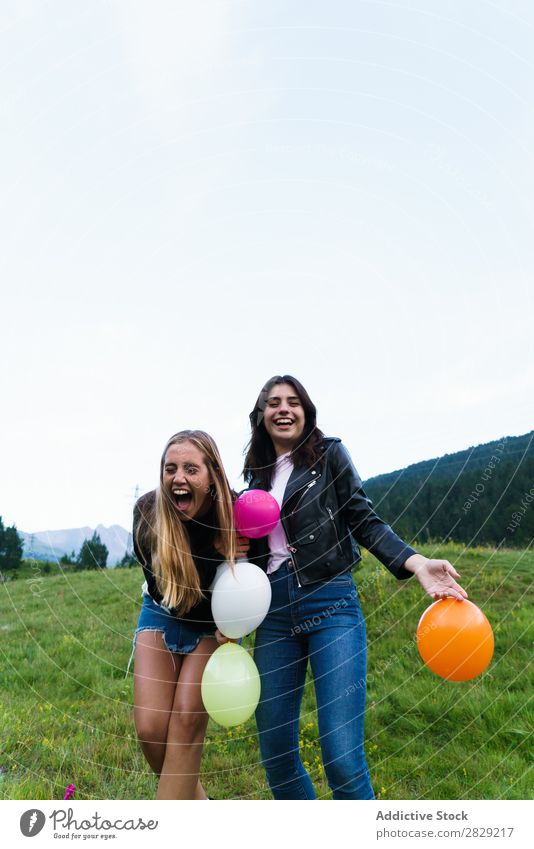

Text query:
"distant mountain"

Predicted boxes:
[[363, 430, 534, 547], [20, 524, 133, 566]]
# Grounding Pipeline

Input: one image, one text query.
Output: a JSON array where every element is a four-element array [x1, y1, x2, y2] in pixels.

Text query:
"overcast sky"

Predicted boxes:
[[1, 0, 533, 535]]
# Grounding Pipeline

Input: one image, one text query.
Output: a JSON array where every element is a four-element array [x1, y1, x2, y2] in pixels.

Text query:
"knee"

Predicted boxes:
[[323, 752, 369, 794], [260, 742, 301, 783], [134, 710, 168, 746], [166, 705, 208, 743], [324, 755, 353, 787]]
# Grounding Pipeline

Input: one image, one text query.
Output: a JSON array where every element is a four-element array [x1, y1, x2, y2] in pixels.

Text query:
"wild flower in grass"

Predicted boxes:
[[310, 756, 324, 777]]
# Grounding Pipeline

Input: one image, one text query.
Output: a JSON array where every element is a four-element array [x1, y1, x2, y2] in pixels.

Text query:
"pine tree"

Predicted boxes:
[[76, 532, 108, 570], [0, 516, 23, 571]]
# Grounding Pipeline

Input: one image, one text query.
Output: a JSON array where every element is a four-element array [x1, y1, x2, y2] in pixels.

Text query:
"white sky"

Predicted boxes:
[[1, 0, 533, 534]]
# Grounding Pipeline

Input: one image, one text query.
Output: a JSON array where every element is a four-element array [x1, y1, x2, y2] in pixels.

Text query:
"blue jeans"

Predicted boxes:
[[254, 561, 375, 800]]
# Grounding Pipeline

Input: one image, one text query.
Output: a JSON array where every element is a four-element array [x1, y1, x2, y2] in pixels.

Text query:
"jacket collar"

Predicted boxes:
[[248, 460, 320, 507], [246, 438, 339, 501], [282, 464, 318, 506]]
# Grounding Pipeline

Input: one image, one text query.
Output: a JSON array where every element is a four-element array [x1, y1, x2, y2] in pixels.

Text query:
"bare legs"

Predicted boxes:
[[156, 639, 217, 799], [134, 630, 180, 775], [133, 630, 218, 799]]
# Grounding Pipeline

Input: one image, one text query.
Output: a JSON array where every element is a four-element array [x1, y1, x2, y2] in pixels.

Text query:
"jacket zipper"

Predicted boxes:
[[286, 544, 301, 587], [282, 475, 321, 588], [290, 477, 319, 511], [327, 506, 342, 553]]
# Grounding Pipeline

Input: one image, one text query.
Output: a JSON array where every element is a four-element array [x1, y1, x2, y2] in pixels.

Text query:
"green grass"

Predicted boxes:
[[0, 544, 532, 800]]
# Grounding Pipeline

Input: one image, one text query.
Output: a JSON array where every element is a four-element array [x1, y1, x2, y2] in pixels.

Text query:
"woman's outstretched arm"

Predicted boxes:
[[330, 440, 417, 578], [331, 441, 468, 600]]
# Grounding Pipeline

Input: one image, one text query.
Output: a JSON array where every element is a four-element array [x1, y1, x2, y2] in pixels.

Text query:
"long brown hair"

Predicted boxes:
[[243, 375, 325, 489], [135, 430, 236, 613]]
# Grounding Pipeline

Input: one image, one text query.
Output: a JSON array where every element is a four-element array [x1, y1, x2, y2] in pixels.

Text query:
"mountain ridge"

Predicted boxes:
[[364, 430, 534, 547], [20, 524, 133, 566]]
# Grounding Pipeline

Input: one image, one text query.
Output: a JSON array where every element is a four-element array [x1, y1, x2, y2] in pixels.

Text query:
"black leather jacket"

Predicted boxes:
[[247, 437, 417, 586]]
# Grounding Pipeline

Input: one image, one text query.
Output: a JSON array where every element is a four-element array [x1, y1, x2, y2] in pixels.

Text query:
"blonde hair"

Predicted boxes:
[[135, 430, 236, 613]]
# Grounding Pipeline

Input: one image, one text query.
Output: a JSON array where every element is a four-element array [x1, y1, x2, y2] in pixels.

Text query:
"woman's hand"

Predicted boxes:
[[213, 535, 250, 558], [214, 629, 237, 645], [236, 534, 250, 559], [404, 554, 468, 602]]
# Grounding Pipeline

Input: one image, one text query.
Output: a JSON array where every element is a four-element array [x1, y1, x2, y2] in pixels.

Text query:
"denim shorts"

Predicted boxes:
[[125, 593, 216, 676]]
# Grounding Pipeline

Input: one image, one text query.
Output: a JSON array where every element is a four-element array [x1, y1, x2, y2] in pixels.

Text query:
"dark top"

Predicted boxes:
[[133, 490, 224, 628]]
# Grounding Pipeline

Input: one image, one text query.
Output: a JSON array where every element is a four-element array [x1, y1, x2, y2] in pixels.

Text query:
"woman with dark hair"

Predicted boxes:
[[130, 429, 245, 800], [244, 376, 468, 800]]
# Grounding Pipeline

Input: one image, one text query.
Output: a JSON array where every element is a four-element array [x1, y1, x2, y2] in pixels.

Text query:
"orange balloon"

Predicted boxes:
[[416, 598, 494, 681]]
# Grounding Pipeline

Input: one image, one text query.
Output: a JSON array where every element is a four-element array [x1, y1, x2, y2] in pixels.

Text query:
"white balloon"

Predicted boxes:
[[211, 560, 272, 638]]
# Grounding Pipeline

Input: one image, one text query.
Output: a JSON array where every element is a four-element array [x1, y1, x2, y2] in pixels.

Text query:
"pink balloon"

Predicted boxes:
[[234, 490, 280, 538]]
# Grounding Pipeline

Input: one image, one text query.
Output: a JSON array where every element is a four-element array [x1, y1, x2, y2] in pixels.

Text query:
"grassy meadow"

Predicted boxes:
[[0, 544, 532, 800]]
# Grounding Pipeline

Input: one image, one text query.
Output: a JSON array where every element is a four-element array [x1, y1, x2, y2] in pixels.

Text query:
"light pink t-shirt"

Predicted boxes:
[[267, 452, 294, 575]]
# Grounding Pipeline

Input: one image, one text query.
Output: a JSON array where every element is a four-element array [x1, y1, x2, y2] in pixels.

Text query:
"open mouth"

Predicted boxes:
[[172, 488, 193, 512], [274, 418, 294, 428]]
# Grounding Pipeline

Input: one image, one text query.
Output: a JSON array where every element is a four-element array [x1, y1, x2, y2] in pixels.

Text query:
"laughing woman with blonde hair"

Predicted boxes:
[[130, 429, 243, 800]]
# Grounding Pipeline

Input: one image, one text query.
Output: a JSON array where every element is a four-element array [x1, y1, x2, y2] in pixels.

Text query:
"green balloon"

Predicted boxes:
[[201, 643, 261, 728]]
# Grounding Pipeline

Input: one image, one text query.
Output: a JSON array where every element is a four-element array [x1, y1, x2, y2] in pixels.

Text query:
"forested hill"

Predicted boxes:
[[363, 431, 534, 548]]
